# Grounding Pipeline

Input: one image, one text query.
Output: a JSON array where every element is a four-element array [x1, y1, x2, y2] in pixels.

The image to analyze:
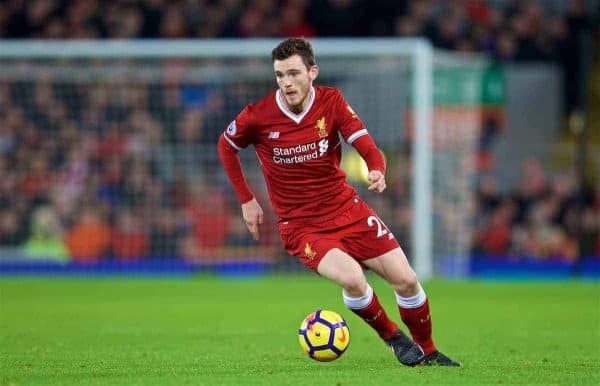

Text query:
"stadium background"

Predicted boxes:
[[0, 1, 599, 385], [0, 0, 598, 276]]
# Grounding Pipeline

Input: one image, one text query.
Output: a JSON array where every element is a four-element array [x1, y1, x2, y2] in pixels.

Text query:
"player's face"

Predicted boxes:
[[274, 55, 319, 113]]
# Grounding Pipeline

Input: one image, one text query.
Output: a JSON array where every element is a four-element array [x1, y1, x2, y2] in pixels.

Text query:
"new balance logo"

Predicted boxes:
[[268, 131, 280, 139]]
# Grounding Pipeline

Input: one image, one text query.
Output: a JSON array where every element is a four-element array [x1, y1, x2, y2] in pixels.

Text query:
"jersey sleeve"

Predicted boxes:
[[222, 105, 256, 150], [218, 134, 254, 204], [352, 135, 386, 173], [335, 90, 369, 145]]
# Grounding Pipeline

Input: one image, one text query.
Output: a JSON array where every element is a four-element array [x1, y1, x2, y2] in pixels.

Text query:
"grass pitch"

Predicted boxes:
[[0, 275, 598, 385]]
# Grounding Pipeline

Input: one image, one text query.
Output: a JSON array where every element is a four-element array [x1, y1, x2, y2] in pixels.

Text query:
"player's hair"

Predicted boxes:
[[271, 38, 316, 68]]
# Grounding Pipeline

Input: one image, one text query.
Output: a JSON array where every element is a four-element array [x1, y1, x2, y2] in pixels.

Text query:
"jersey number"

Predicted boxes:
[[367, 216, 388, 238]]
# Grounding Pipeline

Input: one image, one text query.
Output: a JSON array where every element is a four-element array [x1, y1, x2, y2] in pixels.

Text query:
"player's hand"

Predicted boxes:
[[367, 170, 386, 193], [241, 198, 264, 241]]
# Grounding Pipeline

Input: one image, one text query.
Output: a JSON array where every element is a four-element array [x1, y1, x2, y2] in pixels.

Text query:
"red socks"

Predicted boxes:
[[397, 290, 437, 355], [343, 285, 398, 341], [343, 283, 438, 354]]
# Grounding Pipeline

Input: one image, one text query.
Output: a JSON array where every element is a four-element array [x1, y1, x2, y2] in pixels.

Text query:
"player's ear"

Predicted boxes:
[[309, 65, 319, 81]]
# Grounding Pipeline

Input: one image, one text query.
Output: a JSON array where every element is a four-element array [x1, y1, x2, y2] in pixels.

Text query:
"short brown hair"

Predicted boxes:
[[271, 38, 316, 68]]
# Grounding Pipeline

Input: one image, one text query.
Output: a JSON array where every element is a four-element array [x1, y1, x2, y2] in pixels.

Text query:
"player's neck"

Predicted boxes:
[[289, 104, 303, 114], [285, 87, 315, 114], [276, 87, 316, 123]]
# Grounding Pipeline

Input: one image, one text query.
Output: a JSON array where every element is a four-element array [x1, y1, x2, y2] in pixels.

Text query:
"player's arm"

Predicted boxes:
[[217, 114, 264, 241], [217, 135, 264, 241], [352, 134, 387, 193], [217, 133, 254, 203]]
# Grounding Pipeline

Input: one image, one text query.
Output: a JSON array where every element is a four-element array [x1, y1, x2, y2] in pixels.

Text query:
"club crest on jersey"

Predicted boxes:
[[315, 117, 328, 138], [304, 243, 317, 260], [226, 120, 237, 136]]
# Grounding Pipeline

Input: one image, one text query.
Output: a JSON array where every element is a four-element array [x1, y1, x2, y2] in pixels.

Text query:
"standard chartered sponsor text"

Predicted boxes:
[[272, 141, 330, 164], [273, 151, 319, 164], [273, 142, 315, 164], [273, 143, 316, 156]]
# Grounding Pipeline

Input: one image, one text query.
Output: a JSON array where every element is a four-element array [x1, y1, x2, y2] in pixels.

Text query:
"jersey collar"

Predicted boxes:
[[275, 87, 315, 124]]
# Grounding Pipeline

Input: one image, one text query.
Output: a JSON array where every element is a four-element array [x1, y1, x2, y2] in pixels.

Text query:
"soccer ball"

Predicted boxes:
[[298, 310, 350, 362]]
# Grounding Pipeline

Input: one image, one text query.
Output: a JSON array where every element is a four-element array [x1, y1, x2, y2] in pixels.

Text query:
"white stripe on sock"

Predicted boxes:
[[343, 284, 374, 310], [395, 285, 427, 309]]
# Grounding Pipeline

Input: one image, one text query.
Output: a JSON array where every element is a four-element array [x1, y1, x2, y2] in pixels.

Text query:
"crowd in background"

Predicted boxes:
[[0, 0, 598, 263], [1, 0, 596, 116], [1, 75, 598, 264], [0, 78, 280, 263], [1, 0, 596, 58], [472, 159, 599, 260]]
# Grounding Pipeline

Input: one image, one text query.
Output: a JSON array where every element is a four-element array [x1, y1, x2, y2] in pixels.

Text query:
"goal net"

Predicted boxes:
[[0, 39, 499, 278]]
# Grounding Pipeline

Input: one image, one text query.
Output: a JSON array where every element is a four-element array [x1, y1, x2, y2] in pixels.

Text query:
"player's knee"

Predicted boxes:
[[341, 271, 367, 297], [393, 271, 419, 296]]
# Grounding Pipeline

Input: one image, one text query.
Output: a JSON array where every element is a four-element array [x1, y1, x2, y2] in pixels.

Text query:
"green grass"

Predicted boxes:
[[0, 275, 598, 385]]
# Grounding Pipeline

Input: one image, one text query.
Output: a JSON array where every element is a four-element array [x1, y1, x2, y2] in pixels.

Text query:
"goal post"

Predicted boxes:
[[0, 38, 438, 278]]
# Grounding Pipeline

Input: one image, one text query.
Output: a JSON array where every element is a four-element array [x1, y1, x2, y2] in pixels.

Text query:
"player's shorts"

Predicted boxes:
[[278, 196, 400, 272]]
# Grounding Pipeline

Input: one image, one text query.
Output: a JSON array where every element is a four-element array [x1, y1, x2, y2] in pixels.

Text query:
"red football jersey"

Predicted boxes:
[[223, 86, 369, 222]]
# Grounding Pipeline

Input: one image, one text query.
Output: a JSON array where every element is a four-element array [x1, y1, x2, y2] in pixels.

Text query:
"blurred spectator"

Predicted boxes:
[[512, 157, 548, 224], [280, 1, 316, 38], [474, 199, 515, 256], [21, 206, 69, 262], [477, 175, 502, 215], [0, 207, 29, 246], [150, 208, 182, 258], [579, 184, 600, 257], [64, 206, 111, 262], [19, 152, 52, 203], [160, 4, 188, 38], [395, 16, 424, 37], [307, 0, 361, 36], [177, 230, 205, 262], [183, 183, 231, 252], [111, 209, 149, 260]]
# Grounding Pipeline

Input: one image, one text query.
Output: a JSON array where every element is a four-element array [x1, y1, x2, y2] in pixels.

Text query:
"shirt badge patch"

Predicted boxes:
[[346, 105, 358, 118], [268, 131, 280, 139], [316, 117, 328, 138], [226, 120, 237, 136]]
